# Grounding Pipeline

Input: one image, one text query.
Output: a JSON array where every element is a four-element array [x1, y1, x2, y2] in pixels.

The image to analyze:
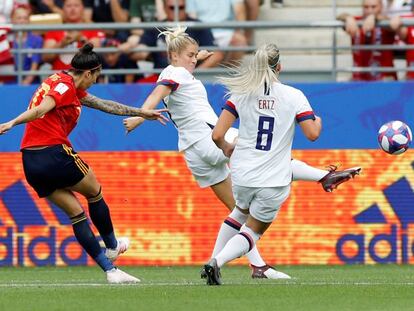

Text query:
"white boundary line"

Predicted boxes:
[[0, 281, 414, 287]]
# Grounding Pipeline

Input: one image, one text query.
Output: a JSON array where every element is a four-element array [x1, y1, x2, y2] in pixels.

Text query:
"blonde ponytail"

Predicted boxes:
[[158, 26, 198, 62], [218, 43, 280, 95]]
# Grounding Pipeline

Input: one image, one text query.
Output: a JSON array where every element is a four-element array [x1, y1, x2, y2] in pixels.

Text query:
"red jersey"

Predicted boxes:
[[404, 26, 414, 79], [44, 30, 105, 70], [351, 16, 397, 81], [21, 72, 88, 149]]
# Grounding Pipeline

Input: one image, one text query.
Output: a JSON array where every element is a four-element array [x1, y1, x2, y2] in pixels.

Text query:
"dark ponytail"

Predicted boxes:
[[70, 42, 102, 74]]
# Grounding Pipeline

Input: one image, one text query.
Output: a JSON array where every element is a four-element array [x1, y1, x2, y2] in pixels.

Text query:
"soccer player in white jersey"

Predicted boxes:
[[123, 26, 361, 279], [204, 43, 324, 285]]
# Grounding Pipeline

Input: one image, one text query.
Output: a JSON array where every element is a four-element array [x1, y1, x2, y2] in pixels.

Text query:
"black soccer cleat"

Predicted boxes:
[[319, 166, 362, 192], [200, 267, 207, 279], [204, 258, 222, 285]]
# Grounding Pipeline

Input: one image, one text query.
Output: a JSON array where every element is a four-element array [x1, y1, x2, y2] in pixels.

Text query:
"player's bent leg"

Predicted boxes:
[[69, 167, 100, 198], [47, 189, 115, 273], [291, 159, 327, 181], [47, 188, 84, 218], [209, 183, 276, 279], [207, 222, 263, 285], [210, 176, 235, 211], [318, 166, 362, 192], [201, 204, 245, 279], [70, 169, 118, 250]]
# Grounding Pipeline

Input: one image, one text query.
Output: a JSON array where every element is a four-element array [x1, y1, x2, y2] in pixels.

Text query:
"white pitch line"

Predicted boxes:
[[0, 281, 414, 287]]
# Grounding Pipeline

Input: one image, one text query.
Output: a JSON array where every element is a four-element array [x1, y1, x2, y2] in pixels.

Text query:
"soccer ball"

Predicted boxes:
[[378, 120, 412, 155]]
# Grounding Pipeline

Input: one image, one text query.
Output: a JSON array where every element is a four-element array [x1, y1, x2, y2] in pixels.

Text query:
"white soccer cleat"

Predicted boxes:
[[105, 237, 130, 262], [106, 268, 140, 284], [251, 264, 291, 279], [262, 268, 291, 279]]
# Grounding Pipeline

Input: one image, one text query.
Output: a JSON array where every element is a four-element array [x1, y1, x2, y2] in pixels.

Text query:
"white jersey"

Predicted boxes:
[[224, 82, 315, 187], [157, 65, 218, 151]]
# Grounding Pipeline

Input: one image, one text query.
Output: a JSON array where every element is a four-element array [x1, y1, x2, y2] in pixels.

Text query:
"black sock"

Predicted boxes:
[[88, 189, 117, 249], [71, 212, 114, 271]]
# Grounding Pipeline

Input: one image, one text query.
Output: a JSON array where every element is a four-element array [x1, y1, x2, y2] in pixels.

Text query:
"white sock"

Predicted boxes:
[[291, 159, 327, 181], [211, 208, 247, 257], [216, 224, 261, 268], [246, 246, 266, 267]]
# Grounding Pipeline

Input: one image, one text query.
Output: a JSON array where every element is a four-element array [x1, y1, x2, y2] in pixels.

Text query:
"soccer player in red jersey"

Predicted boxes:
[[0, 42, 168, 284]]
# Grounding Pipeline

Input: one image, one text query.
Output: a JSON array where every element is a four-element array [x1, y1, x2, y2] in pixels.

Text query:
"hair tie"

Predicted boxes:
[[71, 64, 102, 71]]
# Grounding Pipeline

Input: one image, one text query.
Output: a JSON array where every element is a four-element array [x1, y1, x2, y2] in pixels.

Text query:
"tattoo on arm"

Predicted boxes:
[[80, 94, 143, 116]]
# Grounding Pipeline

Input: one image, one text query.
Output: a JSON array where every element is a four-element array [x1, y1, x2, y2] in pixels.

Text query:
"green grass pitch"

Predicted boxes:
[[0, 265, 413, 311]]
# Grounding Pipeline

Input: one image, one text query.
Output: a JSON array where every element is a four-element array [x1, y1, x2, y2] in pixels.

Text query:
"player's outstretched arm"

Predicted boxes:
[[212, 110, 237, 158], [0, 96, 56, 135], [80, 94, 169, 124], [123, 84, 173, 133]]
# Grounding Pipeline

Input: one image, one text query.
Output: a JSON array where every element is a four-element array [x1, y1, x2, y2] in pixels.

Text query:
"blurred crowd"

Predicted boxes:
[[338, 0, 414, 81], [0, 0, 263, 84], [1, 0, 414, 84]]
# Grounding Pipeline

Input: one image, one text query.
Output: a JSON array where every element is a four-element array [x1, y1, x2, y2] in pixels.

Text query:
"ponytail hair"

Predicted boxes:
[[218, 43, 280, 96], [158, 26, 198, 62], [70, 42, 102, 74]]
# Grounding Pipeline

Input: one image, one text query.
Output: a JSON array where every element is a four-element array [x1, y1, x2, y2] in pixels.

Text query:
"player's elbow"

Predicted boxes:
[[300, 119, 321, 142], [306, 132, 320, 142], [211, 130, 224, 146], [302, 126, 321, 141]]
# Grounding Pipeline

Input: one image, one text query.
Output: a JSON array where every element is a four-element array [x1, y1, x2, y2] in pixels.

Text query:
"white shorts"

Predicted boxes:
[[233, 184, 291, 223], [183, 135, 230, 188]]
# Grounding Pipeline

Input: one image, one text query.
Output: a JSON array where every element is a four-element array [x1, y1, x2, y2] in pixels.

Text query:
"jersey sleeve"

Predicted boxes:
[[46, 81, 76, 107], [76, 88, 88, 99], [295, 90, 315, 123], [157, 67, 189, 92], [223, 99, 239, 119]]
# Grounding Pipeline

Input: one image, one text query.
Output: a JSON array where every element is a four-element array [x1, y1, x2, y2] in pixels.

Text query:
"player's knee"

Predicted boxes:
[[86, 186, 103, 203]]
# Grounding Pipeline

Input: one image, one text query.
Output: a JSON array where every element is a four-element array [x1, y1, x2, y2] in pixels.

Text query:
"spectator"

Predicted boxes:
[[381, 1, 413, 59], [29, 0, 64, 15], [129, 0, 224, 81], [186, 0, 247, 62], [42, 0, 104, 70], [337, 0, 397, 81], [11, 4, 43, 85], [390, 5, 414, 79], [83, 0, 130, 42], [119, 0, 165, 52], [99, 38, 141, 83]]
